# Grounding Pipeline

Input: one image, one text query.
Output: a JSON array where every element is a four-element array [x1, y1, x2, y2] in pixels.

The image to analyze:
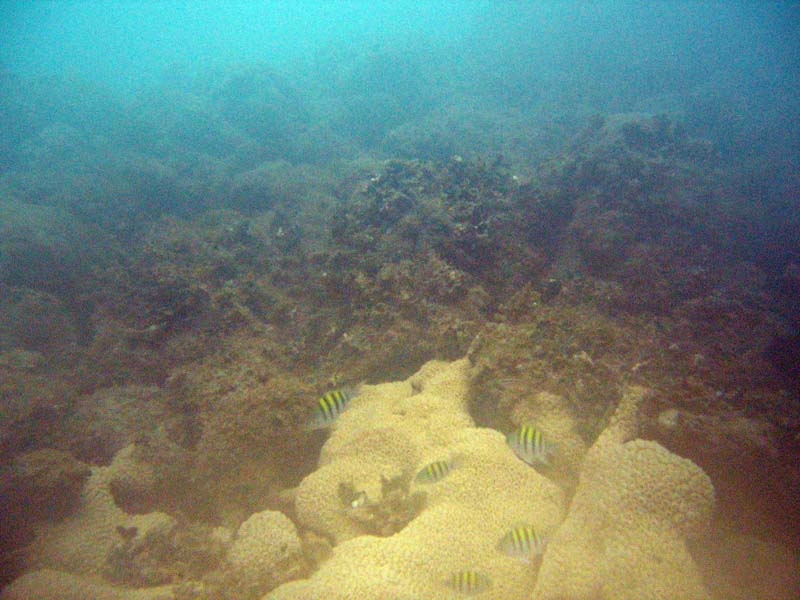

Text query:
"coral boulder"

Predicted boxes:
[[533, 386, 715, 600]]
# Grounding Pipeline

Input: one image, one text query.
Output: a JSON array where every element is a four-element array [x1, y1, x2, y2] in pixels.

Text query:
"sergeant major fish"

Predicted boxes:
[[497, 524, 548, 562], [446, 569, 492, 595], [414, 456, 461, 484], [307, 388, 355, 429], [506, 424, 557, 467]]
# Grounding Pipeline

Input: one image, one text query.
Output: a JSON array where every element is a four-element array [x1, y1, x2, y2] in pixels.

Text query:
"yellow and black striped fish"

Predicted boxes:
[[447, 569, 492, 595], [308, 389, 353, 429], [414, 458, 457, 484], [497, 524, 548, 561], [506, 424, 557, 467]]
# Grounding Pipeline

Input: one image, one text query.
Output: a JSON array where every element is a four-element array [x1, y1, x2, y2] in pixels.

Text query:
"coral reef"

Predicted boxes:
[[267, 358, 564, 599], [105, 517, 228, 589], [533, 385, 715, 600], [467, 302, 644, 442], [1, 93, 798, 600], [467, 258, 800, 550], [226, 510, 306, 594], [653, 404, 800, 547], [163, 340, 318, 524], [64, 386, 169, 464], [334, 471, 427, 537], [527, 113, 724, 311], [20, 446, 178, 578]]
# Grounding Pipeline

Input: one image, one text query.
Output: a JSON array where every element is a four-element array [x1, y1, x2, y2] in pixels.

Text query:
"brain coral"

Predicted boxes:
[[266, 358, 565, 600], [532, 385, 716, 600], [227, 509, 303, 588]]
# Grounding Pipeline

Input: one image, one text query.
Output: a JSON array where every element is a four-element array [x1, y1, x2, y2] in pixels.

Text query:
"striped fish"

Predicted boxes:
[[414, 458, 458, 484], [307, 389, 353, 429], [506, 424, 557, 467], [497, 524, 548, 561], [447, 570, 492, 595]]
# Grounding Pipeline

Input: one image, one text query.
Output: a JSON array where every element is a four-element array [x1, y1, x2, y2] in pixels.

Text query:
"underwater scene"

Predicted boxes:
[[0, 1, 799, 598]]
